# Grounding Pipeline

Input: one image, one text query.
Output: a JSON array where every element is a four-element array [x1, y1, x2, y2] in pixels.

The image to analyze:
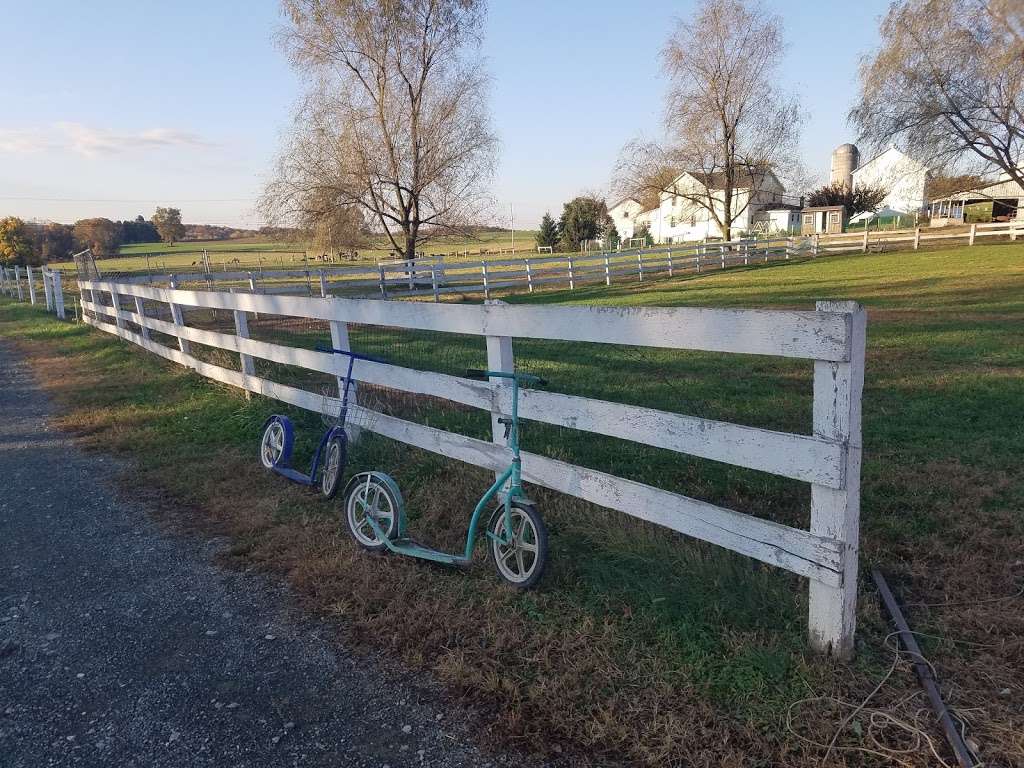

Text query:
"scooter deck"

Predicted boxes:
[[274, 466, 313, 485], [387, 537, 467, 566]]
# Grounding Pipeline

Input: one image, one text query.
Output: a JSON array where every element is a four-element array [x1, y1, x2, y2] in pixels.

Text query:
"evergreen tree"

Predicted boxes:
[[535, 212, 559, 249]]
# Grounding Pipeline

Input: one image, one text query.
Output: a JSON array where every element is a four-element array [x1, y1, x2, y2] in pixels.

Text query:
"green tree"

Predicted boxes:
[[152, 207, 186, 245], [73, 218, 122, 258], [0, 217, 33, 266], [535, 213, 559, 249], [806, 182, 888, 216], [557, 196, 611, 251]]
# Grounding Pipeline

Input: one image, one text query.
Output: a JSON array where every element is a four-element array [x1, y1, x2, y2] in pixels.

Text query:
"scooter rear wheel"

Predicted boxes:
[[344, 474, 399, 550], [320, 434, 347, 499], [488, 502, 547, 589]]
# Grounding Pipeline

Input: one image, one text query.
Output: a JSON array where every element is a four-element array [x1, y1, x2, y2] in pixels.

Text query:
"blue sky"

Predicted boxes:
[[0, 0, 893, 229]]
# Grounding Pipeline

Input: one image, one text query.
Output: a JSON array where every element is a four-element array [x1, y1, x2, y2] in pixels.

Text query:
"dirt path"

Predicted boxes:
[[0, 341, 534, 768]]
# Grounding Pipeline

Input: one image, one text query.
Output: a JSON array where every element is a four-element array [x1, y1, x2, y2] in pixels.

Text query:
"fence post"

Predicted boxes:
[[485, 300, 514, 482], [52, 270, 65, 320], [667, 250, 674, 277], [378, 264, 388, 298], [913, 227, 921, 250], [813, 234, 819, 257], [431, 263, 440, 302], [743, 243, 749, 266], [808, 300, 866, 660], [637, 252, 644, 282], [42, 270, 53, 311], [167, 275, 191, 355], [110, 289, 124, 330], [695, 245, 702, 273], [26, 265, 37, 304], [233, 308, 255, 399], [0, 266, 8, 296], [133, 295, 150, 340], [330, 320, 360, 440], [567, 255, 575, 290], [862, 229, 869, 253], [604, 256, 611, 285], [720, 246, 726, 271], [15, 266, 24, 301], [481, 261, 490, 300], [318, 269, 328, 298], [407, 258, 415, 291], [525, 259, 534, 293], [969, 222, 977, 246]]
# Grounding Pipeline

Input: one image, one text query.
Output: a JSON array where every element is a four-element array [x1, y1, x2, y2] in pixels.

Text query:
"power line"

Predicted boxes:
[[0, 196, 255, 203]]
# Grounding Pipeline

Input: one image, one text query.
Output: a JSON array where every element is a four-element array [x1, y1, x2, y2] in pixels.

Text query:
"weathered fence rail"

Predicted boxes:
[[76, 276, 866, 658]]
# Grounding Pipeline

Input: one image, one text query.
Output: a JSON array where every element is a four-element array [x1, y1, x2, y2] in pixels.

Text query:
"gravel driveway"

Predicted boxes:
[[0, 341, 537, 768]]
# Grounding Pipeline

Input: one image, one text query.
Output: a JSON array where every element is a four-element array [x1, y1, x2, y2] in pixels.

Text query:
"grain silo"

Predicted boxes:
[[829, 143, 860, 190]]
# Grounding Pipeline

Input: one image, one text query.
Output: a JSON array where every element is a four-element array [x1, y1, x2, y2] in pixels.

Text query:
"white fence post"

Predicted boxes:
[[319, 270, 328, 298], [26, 265, 37, 304], [110, 288, 125, 330], [42, 269, 54, 311], [481, 261, 490, 300], [233, 308, 255, 395], [969, 222, 977, 246], [167, 276, 191, 355], [0, 266, 8, 296], [913, 227, 921, 250], [813, 234, 819, 257], [134, 296, 150, 340], [667, 250, 673, 277], [15, 266, 24, 301], [525, 259, 534, 293], [604, 256, 611, 285], [808, 300, 866, 659], [637, 252, 644, 282], [378, 264, 388, 298], [431, 263, 440, 302], [485, 300, 514, 482], [52, 270, 65, 320], [862, 229, 869, 253], [567, 255, 575, 290]]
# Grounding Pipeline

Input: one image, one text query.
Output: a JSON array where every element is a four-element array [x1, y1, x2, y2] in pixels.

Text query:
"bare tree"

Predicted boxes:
[[850, 0, 1024, 189], [614, 0, 801, 241], [263, 0, 498, 260]]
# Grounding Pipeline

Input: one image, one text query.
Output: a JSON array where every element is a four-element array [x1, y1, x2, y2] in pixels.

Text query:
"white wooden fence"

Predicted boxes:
[[104, 220, 1024, 302], [76, 276, 866, 658], [0, 264, 67, 320]]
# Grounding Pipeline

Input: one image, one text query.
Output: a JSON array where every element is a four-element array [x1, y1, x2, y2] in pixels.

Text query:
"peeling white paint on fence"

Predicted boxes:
[[77, 278, 866, 658]]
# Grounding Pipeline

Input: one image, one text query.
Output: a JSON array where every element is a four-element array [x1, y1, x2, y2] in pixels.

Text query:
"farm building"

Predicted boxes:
[[645, 168, 790, 243], [928, 171, 1024, 226], [752, 203, 802, 235], [800, 205, 847, 234], [607, 197, 645, 241], [850, 146, 931, 215]]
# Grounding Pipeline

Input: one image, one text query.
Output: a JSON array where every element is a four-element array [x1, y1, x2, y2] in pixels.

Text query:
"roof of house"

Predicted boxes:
[[607, 196, 641, 211], [762, 202, 802, 211], [681, 168, 780, 190], [801, 205, 846, 212], [851, 146, 930, 176], [929, 175, 1024, 202]]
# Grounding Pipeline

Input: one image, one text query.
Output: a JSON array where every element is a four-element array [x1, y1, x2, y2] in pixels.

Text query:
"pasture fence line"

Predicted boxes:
[[0, 264, 69, 320], [74, 219, 1024, 302], [75, 276, 867, 659]]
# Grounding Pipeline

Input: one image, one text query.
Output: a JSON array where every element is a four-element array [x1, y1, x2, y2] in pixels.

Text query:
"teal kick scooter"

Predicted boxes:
[[341, 369, 549, 588]]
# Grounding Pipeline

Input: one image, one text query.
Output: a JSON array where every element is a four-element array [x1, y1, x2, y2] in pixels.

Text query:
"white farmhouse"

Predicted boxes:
[[651, 169, 788, 243], [850, 147, 930, 215], [607, 197, 645, 241]]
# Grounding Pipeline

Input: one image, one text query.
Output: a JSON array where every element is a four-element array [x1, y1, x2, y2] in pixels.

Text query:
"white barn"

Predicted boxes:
[[607, 197, 645, 241], [851, 147, 930, 215]]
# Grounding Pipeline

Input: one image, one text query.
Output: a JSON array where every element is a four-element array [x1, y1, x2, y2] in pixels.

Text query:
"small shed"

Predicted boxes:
[[801, 205, 847, 235]]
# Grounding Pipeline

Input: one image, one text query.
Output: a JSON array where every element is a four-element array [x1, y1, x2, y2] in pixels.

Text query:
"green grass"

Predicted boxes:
[[52, 229, 540, 275], [3, 241, 1022, 766]]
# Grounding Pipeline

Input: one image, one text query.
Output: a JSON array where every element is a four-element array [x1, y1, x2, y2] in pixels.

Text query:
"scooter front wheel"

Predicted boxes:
[[320, 433, 347, 499], [260, 416, 293, 470], [344, 474, 399, 551], [489, 502, 548, 589]]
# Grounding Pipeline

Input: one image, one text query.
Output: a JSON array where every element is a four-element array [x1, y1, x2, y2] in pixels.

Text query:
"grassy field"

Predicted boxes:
[[52, 230, 539, 275], [2, 242, 1022, 766]]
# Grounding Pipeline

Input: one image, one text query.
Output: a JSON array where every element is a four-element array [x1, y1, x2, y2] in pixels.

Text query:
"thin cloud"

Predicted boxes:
[[57, 122, 216, 156], [0, 123, 216, 156]]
